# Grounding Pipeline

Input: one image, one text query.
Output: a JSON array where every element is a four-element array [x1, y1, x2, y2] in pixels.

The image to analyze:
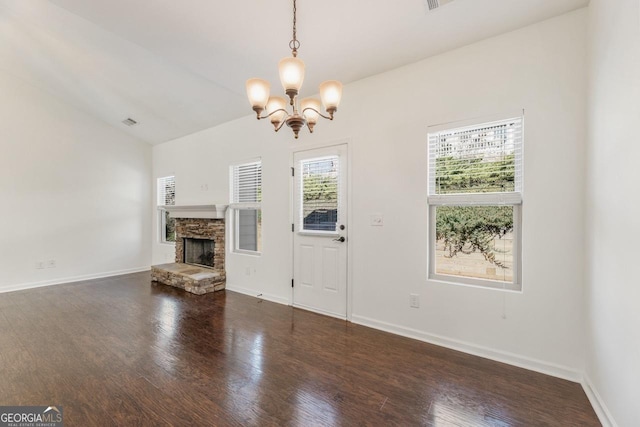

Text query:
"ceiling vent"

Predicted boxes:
[[424, 0, 454, 12], [122, 118, 138, 126]]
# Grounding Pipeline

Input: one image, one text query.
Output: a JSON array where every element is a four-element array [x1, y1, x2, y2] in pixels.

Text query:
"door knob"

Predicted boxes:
[[333, 236, 346, 243]]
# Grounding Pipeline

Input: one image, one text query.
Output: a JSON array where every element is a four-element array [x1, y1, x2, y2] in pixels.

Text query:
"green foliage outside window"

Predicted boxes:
[[162, 178, 176, 242], [165, 211, 176, 242], [435, 154, 515, 269], [435, 154, 515, 194], [436, 206, 513, 268], [303, 174, 338, 202]]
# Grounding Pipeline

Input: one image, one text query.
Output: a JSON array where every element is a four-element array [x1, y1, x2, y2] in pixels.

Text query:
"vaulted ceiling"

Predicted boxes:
[[0, 0, 589, 144]]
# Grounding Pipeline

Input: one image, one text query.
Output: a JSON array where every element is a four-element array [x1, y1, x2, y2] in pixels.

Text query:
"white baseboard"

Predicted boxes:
[[351, 314, 582, 382], [582, 374, 617, 427], [225, 283, 290, 306], [0, 266, 151, 294]]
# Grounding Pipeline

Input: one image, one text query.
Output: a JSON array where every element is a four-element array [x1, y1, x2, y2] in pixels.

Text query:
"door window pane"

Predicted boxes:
[[300, 156, 339, 232]]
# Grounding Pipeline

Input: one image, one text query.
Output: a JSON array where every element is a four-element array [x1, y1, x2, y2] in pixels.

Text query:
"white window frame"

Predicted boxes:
[[157, 175, 176, 245], [229, 159, 262, 255], [427, 114, 524, 291]]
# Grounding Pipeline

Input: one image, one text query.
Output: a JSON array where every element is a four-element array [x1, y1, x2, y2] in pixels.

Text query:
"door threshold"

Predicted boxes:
[[292, 303, 347, 321]]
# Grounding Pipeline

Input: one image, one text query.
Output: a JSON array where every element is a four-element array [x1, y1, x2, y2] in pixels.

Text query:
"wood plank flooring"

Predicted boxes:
[[0, 272, 600, 426]]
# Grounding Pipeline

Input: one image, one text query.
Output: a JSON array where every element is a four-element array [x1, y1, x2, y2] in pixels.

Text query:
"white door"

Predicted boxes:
[[292, 144, 348, 318]]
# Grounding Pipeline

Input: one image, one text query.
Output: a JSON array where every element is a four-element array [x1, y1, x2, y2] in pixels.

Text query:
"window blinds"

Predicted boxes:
[[428, 117, 523, 205], [157, 176, 175, 206], [230, 161, 262, 209]]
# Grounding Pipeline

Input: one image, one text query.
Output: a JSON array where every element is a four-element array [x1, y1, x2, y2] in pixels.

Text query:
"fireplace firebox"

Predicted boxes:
[[184, 238, 215, 268]]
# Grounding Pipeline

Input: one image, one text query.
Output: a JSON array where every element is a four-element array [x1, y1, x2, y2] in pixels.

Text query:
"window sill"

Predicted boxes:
[[159, 241, 176, 246], [231, 250, 262, 257], [427, 274, 522, 293]]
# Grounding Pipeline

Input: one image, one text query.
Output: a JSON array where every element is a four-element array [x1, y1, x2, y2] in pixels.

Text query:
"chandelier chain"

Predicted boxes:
[[289, 0, 300, 56]]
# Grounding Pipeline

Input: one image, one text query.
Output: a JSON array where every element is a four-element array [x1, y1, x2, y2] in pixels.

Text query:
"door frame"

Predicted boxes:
[[289, 138, 353, 321]]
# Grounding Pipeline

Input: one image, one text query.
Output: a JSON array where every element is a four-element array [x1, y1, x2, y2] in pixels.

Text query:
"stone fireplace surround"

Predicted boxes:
[[151, 205, 227, 295]]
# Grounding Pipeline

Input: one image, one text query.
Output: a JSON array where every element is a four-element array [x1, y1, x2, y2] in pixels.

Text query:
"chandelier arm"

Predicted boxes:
[[274, 118, 289, 132], [256, 108, 290, 121], [302, 107, 334, 121]]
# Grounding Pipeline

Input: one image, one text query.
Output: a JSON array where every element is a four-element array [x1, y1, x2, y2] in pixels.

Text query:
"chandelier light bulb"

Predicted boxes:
[[266, 96, 287, 127], [319, 80, 343, 115], [301, 98, 321, 130], [246, 78, 271, 114], [279, 56, 306, 103]]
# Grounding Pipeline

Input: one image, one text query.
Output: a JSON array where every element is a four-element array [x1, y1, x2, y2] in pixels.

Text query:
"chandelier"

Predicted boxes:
[[245, 0, 343, 139]]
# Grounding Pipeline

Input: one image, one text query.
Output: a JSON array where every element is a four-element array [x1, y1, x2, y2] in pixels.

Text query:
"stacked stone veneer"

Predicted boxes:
[[174, 218, 225, 270], [151, 217, 226, 295]]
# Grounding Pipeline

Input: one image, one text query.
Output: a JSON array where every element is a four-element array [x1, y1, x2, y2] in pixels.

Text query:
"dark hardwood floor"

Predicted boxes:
[[0, 272, 599, 426]]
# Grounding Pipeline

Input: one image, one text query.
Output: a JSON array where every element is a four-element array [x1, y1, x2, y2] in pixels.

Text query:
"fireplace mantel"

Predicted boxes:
[[160, 204, 228, 219]]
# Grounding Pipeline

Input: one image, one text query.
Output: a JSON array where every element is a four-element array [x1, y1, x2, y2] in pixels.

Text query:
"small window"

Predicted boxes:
[[157, 176, 176, 244], [428, 116, 523, 291], [299, 156, 340, 232], [230, 160, 262, 254]]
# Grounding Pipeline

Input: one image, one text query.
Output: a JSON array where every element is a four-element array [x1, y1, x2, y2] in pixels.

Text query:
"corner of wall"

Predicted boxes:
[[581, 373, 619, 427]]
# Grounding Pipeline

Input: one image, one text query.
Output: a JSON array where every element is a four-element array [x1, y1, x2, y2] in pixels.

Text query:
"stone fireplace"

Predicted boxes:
[[151, 205, 227, 295]]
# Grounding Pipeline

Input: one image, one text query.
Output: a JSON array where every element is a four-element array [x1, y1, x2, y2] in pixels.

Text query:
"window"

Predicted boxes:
[[157, 176, 176, 244], [299, 156, 340, 232], [428, 116, 523, 291], [230, 160, 262, 253]]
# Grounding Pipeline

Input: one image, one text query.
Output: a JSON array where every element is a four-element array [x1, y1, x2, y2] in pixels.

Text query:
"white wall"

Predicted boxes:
[[585, 0, 640, 425], [153, 10, 588, 378], [0, 71, 152, 292]]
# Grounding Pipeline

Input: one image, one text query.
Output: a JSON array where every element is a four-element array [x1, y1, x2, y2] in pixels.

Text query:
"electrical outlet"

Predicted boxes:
[[47, 259, 56, 268], [409, 294, 420, 308], [35, 261, 45, 269], [370, 214, 384, 226]]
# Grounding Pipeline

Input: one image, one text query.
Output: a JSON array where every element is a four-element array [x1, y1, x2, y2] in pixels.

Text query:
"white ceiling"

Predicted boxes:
[[0, 0, 588, 144]]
